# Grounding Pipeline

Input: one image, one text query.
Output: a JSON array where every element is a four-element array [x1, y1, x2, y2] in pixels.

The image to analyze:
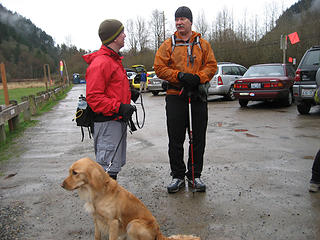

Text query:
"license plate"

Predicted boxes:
[[251, 83, 261, 88], [301, 89, 315, 97]]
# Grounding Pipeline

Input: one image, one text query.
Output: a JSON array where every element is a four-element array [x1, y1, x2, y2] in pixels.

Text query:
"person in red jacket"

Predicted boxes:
[[83, 19, 136, 180]]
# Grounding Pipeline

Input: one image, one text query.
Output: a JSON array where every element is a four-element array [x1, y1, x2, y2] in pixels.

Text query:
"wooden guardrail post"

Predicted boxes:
[[1, 63, 10, 106], [1, 62, 15, 131], [21, 96, 31, 121], [29, 95, 37, 115], [0, 125, 5, 142], [9, 100, 19, 130]]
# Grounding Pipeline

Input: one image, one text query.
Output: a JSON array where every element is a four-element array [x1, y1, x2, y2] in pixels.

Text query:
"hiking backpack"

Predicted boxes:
[[73, 94, 94, 141], [170, 34, 209, 102], [171, 34, 202, 66]]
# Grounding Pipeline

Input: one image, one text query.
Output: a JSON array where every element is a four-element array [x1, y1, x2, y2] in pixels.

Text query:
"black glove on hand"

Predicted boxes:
[[119, 103, 135, 120], [131, 88, 140, 103], [178, 72, 200, 88], [191, 74, 200, 87]]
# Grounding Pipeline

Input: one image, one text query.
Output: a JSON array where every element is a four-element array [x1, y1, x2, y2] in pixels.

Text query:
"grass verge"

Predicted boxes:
[[0, 87, 49, 104]]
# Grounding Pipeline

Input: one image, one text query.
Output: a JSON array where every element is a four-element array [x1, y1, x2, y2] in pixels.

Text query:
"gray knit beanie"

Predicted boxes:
[[175, 6, 193, 23], [98, 19, 124, 45]]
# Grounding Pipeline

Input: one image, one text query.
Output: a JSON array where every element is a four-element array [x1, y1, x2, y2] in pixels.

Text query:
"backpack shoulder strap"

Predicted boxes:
[[171, 34, 176, 53], [195, 36, 202, 51]]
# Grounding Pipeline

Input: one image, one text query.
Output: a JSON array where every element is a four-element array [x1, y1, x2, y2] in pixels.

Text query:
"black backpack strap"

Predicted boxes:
[[80, 126, 84, 142], [87, 127, 92, 139]]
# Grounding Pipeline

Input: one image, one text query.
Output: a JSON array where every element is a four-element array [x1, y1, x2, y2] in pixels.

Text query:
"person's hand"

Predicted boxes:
[[131, 88, 140, 103], [178, 72, 200, 88], [119, 103, 136, 120]]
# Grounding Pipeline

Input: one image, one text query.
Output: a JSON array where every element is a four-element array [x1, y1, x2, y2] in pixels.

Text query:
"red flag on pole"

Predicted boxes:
[[288, 32, 300, 44]]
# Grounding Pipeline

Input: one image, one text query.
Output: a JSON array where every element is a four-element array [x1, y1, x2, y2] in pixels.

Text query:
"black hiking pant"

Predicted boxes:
[[165, 94, 208, 180], [311, 149, 320, 183]]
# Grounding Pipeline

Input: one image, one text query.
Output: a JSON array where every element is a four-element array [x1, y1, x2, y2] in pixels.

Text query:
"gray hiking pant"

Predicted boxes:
[[93, 121, 127, 173]]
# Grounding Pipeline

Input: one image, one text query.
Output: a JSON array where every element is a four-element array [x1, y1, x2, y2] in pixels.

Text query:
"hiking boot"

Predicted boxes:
[[167, 178, 185, 193], [187, 178, 206, 192], [309, 182, 320, 193]]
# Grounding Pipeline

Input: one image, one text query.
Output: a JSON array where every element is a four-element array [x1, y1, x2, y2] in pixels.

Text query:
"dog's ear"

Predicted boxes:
[[87, 167, 106, 190]]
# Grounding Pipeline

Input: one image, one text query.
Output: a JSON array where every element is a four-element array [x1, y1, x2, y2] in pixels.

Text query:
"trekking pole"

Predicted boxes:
[[105, 122, 128, 172], [187, 91, 196, 195]]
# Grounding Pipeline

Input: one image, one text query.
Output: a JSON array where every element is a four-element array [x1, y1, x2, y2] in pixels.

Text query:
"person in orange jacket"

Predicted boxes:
[[154, 6, 217, 193]]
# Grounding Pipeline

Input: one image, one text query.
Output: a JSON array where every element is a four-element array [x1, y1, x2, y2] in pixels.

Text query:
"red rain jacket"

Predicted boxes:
[[83, 45, 131, 117]]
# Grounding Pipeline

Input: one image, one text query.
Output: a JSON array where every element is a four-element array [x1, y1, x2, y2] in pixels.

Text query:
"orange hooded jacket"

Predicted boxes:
[[154, 31, 217, 95]]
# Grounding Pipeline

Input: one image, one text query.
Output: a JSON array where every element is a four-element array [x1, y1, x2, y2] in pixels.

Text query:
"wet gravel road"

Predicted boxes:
[[1, 84, 320, 240]]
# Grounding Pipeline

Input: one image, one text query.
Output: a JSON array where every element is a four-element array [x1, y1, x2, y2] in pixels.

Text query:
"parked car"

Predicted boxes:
[[129, 65, 148, 90], [293, 46, 320, 114], [125, 68, 137, 85], [208, 62, 247, 100], [73, 73, 86, 84], [234, 63, 296, 107], [147, 71, 156, 81], [73, 73, 80, 84], [148, 74, 167, 96], [132, 73, 148, 90], [131, 64, 146, 73]]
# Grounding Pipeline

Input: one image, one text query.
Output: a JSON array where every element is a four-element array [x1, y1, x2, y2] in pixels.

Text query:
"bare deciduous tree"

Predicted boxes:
[[126, 19, 138, 55], [136, 17, 149, 52], [263, 1, 279, 33], [194, 10, 209, 39], [149, 9, 164, 51], [214, 7, 234, 41]]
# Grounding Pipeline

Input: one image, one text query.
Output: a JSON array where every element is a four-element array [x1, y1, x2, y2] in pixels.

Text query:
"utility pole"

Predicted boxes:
[[162, 11, 165, 42], [280, 34, 287, 64], [63, 59, 70, 85], [43, 64, 50, 91]]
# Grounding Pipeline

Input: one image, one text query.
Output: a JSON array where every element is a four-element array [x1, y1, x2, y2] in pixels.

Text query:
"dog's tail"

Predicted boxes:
[[160, 234, 200, 240]]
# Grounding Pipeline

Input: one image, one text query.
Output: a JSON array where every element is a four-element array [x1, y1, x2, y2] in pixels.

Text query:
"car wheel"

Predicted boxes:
[[225, 85, 235, 101], [297, 101, 311, 114], [239, 99, 248, 107], [282, 90, 293, 106], [151, 91, 159, 96]]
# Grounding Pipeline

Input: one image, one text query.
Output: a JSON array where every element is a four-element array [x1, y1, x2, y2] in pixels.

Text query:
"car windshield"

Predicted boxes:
[[132, 66, 145, 73], [301, 50, 320, 66], [243, 65, 285, 77], [148, 73, 156, 78]]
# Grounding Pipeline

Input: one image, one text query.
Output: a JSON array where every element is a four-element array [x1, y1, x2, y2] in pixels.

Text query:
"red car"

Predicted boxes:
[[234, 63, 296, 107]]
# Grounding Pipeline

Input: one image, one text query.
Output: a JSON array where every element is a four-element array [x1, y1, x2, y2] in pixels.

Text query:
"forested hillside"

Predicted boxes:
[[0, 0, 319, 80], [0, 4, 87, 80], [257, 0, 320, 65], [208, 0, 320, 67]]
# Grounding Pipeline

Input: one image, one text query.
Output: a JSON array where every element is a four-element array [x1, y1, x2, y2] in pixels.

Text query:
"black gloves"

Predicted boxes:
[[131, 88, 140, 103], [119, 103, 136, 120], [177, 72, 200, 88]]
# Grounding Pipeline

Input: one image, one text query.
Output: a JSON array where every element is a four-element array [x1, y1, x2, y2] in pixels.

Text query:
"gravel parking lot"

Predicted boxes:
[[1, 84, 320, 240]]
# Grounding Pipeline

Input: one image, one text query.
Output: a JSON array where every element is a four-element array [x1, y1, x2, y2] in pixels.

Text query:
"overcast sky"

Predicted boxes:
[[1, 0, 299, 52]]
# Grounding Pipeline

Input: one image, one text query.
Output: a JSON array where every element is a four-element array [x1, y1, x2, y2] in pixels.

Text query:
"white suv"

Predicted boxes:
[[208, 62, 247, 100]]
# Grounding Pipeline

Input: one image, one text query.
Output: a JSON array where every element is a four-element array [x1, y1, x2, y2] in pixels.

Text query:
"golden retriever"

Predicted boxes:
[[61, 157, 200, 240]]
